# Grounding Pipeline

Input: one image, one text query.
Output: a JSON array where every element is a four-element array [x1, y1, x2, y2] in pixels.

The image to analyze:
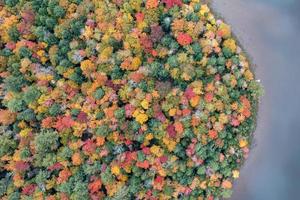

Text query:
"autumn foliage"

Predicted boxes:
[[0, 0, 262, 199]]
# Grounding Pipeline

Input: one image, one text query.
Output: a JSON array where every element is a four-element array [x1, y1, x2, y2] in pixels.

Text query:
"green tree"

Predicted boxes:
[[34, 129, 59, 154], [48, 103, 62, 116], [93, 88, 105, 100], [7, 97, 26, 112], [4, 75, 26, 92], [8, 26, 20, 42], [23, 86, 41, 105], [0, 127, 17, 158]]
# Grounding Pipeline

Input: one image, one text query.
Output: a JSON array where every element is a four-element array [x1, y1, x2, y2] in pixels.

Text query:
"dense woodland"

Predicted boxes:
[[0, 0, 261, 199]]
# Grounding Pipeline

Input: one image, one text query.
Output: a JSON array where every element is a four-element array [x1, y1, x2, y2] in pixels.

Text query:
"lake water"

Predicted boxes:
[[212, 0, 300, 199]]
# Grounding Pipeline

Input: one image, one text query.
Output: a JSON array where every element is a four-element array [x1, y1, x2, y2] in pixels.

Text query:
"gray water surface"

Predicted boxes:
[[212, 0, 300, 199]]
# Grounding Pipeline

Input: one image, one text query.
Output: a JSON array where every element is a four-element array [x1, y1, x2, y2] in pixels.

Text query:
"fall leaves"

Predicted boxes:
[[54, 115, 75, 132], [177, 32, 193, 46], [80, 60, 96, 78], [0, 0, 261, 199], [0, 109, 16, 125], [72, 152, 82, 166]]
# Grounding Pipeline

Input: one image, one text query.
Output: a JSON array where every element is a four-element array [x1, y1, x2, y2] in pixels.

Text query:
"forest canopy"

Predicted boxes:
[[0, 0, 262, 199]]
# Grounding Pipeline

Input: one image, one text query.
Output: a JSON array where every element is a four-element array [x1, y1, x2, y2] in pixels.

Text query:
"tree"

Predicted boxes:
[[17, 109, 36, 122], [48, 103, 62, 116], [114, 108, 125, 120], [5, 0, 19, 7], [0, 110, 16, 125], [23, 86, 41, 105], [8, 26, 20, 42], [7, 97, 26, 112], [18, 47, 32, 58], [53, 6, 66, 18], [34, 129, 59, 154], [93, 88, 105, 100], [4, 75, 26, 93], [70, 181, 89, 200], [0, 127, 18, 158]]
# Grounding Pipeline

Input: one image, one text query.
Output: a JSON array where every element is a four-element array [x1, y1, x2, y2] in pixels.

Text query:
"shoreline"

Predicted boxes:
[[211, 0, 300, 199]]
